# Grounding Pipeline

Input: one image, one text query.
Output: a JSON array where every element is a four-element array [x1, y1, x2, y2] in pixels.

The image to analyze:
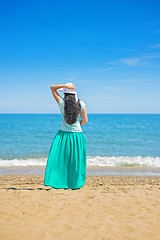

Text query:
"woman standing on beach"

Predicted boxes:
[[44, 83, 88, 190]]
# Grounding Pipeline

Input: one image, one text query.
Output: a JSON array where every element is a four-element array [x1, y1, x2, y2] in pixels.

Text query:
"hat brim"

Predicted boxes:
[[58, 88, 77, 94], [58, 88, 64, 91]]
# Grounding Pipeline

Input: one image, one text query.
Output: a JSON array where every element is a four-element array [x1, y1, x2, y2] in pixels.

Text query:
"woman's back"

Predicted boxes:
[[58, 97, 86, 132]]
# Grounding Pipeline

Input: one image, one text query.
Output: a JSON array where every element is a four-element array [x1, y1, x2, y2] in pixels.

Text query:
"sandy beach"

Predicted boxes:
[[0, 174, 160, 240]]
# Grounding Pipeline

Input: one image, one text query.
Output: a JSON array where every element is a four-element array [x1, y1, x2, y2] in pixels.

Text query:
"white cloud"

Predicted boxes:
[[150, 43, 160, 48], [119, 55, 160, 66], [98, 53, 160, 70], [119, 58, 140, 66]]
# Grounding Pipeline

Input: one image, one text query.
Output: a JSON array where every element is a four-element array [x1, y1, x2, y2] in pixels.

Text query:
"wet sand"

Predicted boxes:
[[0, 174, 160, 240], [1, 165, 160, 176]]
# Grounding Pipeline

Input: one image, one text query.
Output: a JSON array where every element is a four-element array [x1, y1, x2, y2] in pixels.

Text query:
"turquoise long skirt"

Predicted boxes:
[[44, 130, 87, 190]]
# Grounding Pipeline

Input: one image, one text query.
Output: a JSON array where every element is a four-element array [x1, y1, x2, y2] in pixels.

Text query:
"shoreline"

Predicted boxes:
[[0, 165, 160, 176]]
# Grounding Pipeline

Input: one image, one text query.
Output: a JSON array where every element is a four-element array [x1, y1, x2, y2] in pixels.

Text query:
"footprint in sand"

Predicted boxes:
[[87, 195, 96, 200]]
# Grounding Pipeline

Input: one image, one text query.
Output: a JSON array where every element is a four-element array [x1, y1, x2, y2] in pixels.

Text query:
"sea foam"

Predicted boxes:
[[0, 156, 160, 167]]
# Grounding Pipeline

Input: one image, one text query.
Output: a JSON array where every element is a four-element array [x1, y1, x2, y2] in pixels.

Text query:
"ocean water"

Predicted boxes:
[[0, 114, 160, 168]]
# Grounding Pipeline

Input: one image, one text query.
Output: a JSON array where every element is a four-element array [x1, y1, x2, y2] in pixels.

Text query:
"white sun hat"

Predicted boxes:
[[58, 83, 78, 102]]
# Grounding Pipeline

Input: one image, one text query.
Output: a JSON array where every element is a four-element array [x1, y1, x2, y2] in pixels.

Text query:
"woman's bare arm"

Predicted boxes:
[[50, 83, 76, 104], [80, 107, 88, 126]]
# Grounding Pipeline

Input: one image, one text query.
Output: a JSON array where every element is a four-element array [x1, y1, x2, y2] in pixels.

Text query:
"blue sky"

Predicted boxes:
[[0, 0, 160, 113]]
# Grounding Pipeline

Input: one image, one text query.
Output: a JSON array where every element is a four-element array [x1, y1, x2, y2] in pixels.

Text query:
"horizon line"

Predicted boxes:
[[0, 113, 160, 115]]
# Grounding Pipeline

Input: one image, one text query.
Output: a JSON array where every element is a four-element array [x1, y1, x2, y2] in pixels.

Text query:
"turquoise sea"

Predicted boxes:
[[0, 114, 160, 175]]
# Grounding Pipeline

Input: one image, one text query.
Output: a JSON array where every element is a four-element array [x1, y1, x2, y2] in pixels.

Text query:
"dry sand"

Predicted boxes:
[[0, 175, 160, 240]]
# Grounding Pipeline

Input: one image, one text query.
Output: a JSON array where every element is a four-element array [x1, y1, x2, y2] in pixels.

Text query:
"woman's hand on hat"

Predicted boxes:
[[65, 83, 76, 91]]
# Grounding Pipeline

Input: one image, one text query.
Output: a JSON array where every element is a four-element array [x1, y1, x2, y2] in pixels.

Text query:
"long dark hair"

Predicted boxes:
[[63, 93, 81, 124]]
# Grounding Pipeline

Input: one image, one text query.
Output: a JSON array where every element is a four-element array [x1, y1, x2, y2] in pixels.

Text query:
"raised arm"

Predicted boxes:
[[80, 106, 88, 126], [50, 83, 76, 104]]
